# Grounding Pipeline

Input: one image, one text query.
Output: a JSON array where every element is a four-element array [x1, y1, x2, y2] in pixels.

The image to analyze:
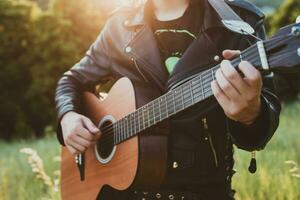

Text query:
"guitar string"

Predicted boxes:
[[97, 51, 262, 147], [88, 35, 295, 147], [99, 44, 258, 136], [97, 46, 261, 146], [99, 34, 290, 139], [98, 51, 262, 148], [98, 44, 259, 136]]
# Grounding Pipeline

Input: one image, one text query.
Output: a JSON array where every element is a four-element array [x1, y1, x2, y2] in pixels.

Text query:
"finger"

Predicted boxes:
[[67, 145, 79, 155], [211, 80, 230, 106], [222, 50, 241, 60], [73, 134, 93, 148], [215, 68, 241, 101], [76, 127, 97, 142], [67, 139, 86, 153], [238, 61, 262, 88], [82, 117, 100, 134], [220, 60, 249, 95]]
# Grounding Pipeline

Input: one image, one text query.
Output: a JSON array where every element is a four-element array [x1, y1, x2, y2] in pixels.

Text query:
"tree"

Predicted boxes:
[[0, 0, 106, 139]]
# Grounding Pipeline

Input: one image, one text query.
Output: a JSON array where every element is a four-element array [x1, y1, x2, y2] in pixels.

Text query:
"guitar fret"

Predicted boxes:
[[152, 101, 156, 124], [172, 91, 176, 114], [160, 96, 167, 120], [189, 81, 194, 104], [127, 116, 130, 139], [143, 106, 147, 129], [165, 95, 169, 118], [180, 86, 185, 110], [139, 108, 143, 132], [128, 114, 131, 138], [200, 75, 205, 98], [148, 102, 154, 126], [182, 83, 192, 108], [191, 77, 201, 102], [154, 99, 160, 123], [132, 113, 135, 136], [166, 92, 175, 116], [135, 109, 139, 133], [158, 98, 162, 121], [174, 87, 182, 112]]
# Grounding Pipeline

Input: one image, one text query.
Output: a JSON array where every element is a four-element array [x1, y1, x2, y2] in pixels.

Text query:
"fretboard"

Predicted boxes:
[[112, 43, 262, 144]]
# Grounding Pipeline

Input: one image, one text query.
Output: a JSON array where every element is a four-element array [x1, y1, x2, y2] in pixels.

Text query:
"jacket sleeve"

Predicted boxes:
[[227, 18, 281, 151], [55, 24, 112, 145]]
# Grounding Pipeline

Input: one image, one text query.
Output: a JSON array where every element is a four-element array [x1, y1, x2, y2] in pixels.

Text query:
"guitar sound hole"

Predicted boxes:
[[95, 118, 116, 163]]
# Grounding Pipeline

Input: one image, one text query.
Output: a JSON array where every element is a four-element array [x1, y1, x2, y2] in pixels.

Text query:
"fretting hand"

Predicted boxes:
[[211, 50, 262, 125]]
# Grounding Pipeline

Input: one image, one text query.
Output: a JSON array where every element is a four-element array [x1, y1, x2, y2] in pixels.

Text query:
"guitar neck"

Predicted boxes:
[[113, 43, 263, 144]]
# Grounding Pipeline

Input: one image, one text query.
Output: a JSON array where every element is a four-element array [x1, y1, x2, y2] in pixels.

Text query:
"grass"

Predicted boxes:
[[0, 136, 60, 200], [0, 101, 299, 200], [233, 101, 300, 200]]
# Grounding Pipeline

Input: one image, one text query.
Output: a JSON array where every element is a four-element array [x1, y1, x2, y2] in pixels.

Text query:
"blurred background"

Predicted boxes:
[[0, 0, 299, 199]]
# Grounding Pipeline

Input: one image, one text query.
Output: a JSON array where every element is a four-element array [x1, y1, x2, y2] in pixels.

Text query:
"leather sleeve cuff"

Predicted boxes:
[[227, 95, 279, 151]]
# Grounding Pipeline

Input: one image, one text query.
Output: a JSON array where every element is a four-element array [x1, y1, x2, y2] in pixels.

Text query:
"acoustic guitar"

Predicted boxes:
[[61, 23, 300, 199]]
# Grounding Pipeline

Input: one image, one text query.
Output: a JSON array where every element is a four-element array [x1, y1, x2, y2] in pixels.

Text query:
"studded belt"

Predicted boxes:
[[130, 190, 202, 200]]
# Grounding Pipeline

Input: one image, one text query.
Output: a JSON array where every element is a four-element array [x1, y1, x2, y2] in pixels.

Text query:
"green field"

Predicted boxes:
[[0, 101, 299, 200]]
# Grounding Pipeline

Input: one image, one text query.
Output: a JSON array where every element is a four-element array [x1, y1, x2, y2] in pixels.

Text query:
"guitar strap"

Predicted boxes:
[[208, 0, 255, 35]]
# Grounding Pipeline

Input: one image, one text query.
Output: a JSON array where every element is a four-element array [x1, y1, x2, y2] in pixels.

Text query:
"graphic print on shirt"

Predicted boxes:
[[151, 1, 202, 75], [154, 29, 197, 74]]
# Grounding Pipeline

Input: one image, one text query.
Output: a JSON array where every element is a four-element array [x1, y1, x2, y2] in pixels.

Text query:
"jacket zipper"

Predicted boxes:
[[202, 118, 219, 168], [132, 58, 149, 83]]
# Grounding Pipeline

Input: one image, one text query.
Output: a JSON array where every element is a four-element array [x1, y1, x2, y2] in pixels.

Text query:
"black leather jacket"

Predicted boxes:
[[55, 0, 281, 198]]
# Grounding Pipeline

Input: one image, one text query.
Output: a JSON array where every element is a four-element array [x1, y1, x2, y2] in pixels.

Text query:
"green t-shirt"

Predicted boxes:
[[151, 1, 203, 74]]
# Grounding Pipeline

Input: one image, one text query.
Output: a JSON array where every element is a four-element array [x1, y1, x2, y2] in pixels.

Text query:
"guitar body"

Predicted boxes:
[[61, 77, 168, 199]]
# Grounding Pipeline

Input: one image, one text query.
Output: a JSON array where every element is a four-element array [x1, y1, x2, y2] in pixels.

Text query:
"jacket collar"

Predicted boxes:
[[124, 0, 225, 31], [124, 0, 226, 91]]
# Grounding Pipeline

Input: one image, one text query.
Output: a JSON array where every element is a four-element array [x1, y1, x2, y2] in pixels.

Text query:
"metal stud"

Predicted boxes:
[[125, 46, 132, 53], [173, 161, 178, 169], [169, 195, 174, 200], [156, 193, 161, 198], [214, 55, 220, 62], [226, 176, 230, 181], [204, 137, 208, 141], [297, 48, 300, 57]]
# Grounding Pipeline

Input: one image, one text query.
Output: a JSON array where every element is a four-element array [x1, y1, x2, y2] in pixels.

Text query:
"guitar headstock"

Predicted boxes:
[[264, 23, 300, 73]]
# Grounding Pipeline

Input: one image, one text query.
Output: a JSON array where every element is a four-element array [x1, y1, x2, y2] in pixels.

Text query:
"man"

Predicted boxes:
[[55, 0, 281, 199]]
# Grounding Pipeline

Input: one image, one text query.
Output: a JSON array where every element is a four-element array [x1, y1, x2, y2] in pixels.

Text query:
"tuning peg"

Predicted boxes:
[[297, 16, 300, 23]]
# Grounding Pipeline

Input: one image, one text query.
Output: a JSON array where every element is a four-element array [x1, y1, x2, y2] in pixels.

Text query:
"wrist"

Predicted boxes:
[[240, 98, 262, 126], [61, 111, 78, 125]]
